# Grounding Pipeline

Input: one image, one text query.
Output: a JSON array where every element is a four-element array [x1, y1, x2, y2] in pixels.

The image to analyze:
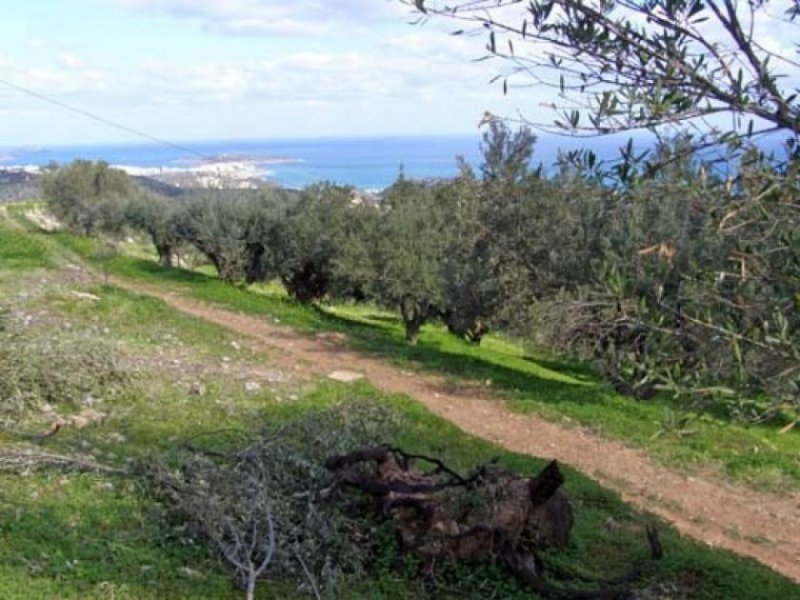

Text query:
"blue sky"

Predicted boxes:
[[1, 1, 797, 147], [0, 0, 524, 145]]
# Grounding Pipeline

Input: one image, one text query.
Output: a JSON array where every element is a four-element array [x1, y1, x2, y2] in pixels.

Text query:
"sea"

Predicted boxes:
[[0, 132, 788, 190], [0, 133, 642, 191]]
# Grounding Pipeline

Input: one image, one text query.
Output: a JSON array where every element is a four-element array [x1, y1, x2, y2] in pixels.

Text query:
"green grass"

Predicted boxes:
[[0, 219, 52, 272], [1, 217, 798, 597], [46, 283, 258, 360], [47, 229, 800, 492], [4, 376, 796, 599]]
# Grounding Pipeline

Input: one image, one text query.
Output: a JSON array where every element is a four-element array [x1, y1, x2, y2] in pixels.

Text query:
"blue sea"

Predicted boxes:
[[0, 134, 643, 190], [0, 132, 787, 190]]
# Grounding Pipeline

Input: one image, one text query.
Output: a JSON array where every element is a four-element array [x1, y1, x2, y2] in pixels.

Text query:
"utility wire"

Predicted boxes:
[[0, 78, 214, 161]]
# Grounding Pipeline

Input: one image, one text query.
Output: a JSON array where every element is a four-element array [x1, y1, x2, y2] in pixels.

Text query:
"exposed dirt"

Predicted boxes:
[[115, 280, 800, 583]]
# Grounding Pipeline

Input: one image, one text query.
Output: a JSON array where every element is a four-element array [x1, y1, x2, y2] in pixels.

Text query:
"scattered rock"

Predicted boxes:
[[178, 567, 203, 579], [244, 381, 262, 393], [108, 432, 127, 444], [316, 331, 347, 345], [230, 340, 241, 351], [188, 381, 207, 396], [264, 369, 286, 384], [327, 370, 364, 383], [67, 408, 106, 429], [71, 291, 101, 302]]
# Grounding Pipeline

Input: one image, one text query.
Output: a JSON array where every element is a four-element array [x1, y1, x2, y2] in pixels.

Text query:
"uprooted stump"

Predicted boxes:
[[325, 446, 661, 599]]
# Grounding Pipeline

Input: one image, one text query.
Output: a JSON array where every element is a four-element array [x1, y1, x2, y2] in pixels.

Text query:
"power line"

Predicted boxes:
[[0, 78, 214, 161]]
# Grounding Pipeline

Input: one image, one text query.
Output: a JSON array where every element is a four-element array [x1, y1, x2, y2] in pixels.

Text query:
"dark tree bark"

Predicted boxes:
[[325, 446, 662, 599]]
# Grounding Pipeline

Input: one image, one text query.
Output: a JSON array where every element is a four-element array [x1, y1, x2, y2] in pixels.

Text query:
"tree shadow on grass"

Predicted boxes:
[[101, 260, 669, 414], [310, 305, 616, 409], [522, 354, 598, 382]]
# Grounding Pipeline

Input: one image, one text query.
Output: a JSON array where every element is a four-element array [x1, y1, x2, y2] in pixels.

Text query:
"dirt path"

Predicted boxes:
[[117, 281, 800, 583]]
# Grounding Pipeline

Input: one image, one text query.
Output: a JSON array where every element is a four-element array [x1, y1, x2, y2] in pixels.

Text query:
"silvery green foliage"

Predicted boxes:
[[144, 401, 404, 596], [0, 316, 127, 423]]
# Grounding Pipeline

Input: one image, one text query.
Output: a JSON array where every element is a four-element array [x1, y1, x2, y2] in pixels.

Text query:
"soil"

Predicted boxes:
[[115, 281, 800, 583]]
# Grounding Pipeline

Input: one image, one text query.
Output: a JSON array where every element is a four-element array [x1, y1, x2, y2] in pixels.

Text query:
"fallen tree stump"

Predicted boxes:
[[325, 446, 662, 599]]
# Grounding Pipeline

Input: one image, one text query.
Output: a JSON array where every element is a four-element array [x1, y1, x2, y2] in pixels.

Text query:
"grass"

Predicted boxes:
[[0, 218, 52, 272], [46, 228, 800, 492], [0, 212, 798, 597]]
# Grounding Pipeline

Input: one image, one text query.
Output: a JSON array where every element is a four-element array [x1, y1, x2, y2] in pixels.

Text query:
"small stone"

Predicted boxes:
[[316, 331, 347, 344], [188, 382, 206, 396], [327, 370, 364, 383], [230, 341, 241, 351], [69, 408, 105, 429], [244, 381, 262, 393], [265, 369, 285, 383], [179, 567, 203, 579], [71, 290, 101, 302]]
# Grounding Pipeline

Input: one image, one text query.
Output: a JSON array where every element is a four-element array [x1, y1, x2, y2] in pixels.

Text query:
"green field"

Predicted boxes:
[[1, 206, 798, 598], [39, 214, 800, 494]]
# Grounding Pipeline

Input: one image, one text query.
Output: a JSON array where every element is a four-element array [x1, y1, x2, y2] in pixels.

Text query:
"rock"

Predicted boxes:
[[316, 331, 347, 345], [69, 408, 106, 429], [264, 369, 286, 383], [327, 370, 364, 383], [230, 340, 241, 351], [244, 381, 262, 393], [71, 291, 101, 302], [188, 382, 206, 396], [178, 567, 203, 579]]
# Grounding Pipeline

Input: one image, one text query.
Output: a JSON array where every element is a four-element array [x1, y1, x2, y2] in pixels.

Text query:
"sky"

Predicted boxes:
[[0, 0, 525, 146], [0, 1, 797, 148]]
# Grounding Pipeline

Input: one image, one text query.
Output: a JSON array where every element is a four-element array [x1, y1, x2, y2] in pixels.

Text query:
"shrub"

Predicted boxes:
[[0, 317, 128, 422], [142, 400, 404, 597]]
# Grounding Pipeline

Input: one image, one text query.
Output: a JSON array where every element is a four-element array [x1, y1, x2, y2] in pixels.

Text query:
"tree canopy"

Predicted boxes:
[[407, 0, 800, 152]]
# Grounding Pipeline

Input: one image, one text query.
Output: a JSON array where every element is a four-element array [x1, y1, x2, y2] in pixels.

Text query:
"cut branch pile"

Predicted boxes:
[[325, 446, 662, 599], [0, 446, 121, 474]]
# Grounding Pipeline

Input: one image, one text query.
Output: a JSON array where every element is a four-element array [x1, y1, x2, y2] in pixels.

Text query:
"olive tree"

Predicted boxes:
[[406, 0, 800, 145], [369, 175, 451, 344], [272, 183, 368, 304], [123, 191, 182, 267], [436, 164, 492, 343], [42, 160, 134, 235], [406, 0, 800, 420], [175, 191, 253, 282]]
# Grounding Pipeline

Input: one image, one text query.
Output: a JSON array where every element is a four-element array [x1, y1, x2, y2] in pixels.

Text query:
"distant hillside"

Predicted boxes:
[[0, 170, 40, 202]]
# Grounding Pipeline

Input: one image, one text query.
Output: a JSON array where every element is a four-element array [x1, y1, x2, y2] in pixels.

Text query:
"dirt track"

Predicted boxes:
[[119, 281, 800, 583]]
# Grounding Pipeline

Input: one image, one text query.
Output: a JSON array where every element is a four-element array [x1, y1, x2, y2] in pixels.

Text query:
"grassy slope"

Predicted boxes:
[[43, 223, 800, 493], [1, 209, 797, 598]]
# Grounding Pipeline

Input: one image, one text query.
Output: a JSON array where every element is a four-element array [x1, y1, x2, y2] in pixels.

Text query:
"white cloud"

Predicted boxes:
[[113, 0, 409, 36]]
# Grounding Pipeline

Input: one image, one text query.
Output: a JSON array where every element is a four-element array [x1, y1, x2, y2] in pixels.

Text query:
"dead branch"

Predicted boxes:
[[326, 446, 661, 599], [0, 447, 123, 474]]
